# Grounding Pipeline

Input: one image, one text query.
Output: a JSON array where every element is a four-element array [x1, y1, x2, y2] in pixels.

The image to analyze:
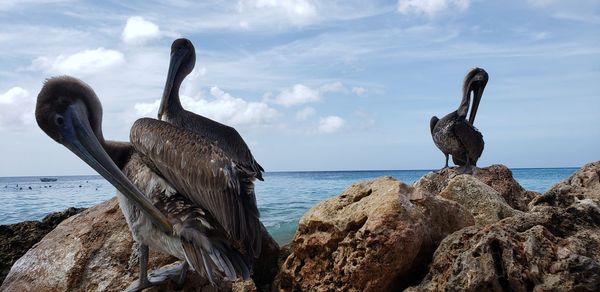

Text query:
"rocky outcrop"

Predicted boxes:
[[276, 176, 475, 292], [438, 175, 522, 226], [1, 197, 279, 291], [408, 161, 600, 291], [529, 161, 600, 209], [414, 165, 538, 211], [0, 207, 85, 283]]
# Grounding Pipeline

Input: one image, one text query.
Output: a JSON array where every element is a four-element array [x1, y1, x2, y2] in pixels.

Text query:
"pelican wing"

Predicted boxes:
[[454, 121, 484, 164], [175, 111, 265, 181], [130, 118, 261, 259]]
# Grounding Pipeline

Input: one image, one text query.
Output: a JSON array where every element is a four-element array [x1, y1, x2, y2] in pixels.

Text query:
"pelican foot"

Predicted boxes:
[[126, 262, 189, 292], [456, 165, 476, 175], [435, 167, 450, 174]]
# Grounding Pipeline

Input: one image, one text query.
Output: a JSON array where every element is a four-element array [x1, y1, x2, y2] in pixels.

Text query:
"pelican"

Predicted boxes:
[[36, 76, 261, 290], [430, 68, 488, 174], [158, 38, 265, 181]]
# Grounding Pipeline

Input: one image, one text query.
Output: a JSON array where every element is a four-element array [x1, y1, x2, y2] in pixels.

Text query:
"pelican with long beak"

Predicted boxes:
[[36, 76, 261, 290], [430, 67, 488, 174], [158, 38, 265, 183]]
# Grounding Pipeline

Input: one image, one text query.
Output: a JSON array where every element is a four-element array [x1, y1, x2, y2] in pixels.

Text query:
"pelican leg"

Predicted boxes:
[[436, 154, 450, 173], [457, 157, 473, 174], [127, 245, 189, 291]]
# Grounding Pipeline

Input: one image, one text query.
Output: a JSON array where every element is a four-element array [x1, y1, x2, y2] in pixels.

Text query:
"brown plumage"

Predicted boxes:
[[430, 68, 488, 173], [158, 38, 265, 181], [35, 76, 259, 289]]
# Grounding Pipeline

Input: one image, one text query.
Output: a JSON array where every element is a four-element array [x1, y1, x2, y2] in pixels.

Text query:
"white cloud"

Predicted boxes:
[[0, 87, 34, 130], [352, 86, 367, 96], [31, 47, 125, 75], [121, 16, 162, 44], [274, 84, 321, 107], [295, 106, 316, 120], [318, 115, 344, 133], [397, 0, 469, 17], [134, 87, 279, 127], [238, 0, 319, 26], [319, 81, 345, 93]]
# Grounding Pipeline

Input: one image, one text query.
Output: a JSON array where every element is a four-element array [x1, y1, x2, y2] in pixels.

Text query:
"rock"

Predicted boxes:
[[408, 163, 600, 291], [414, 164, 538, 211], [1, 197, 280, 291], [529, 161, 600, 209], [438, 175, 522, 226], [276, 176, 475, 292], [0, 206, 85, 283]]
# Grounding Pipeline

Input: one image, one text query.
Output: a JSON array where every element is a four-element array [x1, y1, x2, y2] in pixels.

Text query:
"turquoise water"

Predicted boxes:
[[0, 168, 578, 244]]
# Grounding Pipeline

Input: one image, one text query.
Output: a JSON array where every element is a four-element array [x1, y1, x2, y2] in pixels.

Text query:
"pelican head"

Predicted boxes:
[[36, 76, 172, 233], [159, 38, 196, 120], [461, 67, 488, 124]]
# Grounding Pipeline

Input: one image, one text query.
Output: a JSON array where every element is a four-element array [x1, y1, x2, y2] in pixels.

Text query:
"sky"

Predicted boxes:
[[0, 0, 598, 176]]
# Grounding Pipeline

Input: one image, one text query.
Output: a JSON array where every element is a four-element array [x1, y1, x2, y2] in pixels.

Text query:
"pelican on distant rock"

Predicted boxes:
[[36, 76, 261, 290], [430, 68, 488, 174], [158, 38, 265, 182]]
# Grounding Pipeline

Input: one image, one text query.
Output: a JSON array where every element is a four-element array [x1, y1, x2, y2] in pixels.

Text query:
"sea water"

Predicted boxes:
[[0, 168, 578, 244]]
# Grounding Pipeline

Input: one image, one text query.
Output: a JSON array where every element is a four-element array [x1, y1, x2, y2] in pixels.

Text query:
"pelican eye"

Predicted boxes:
[[55, 115, 64, 126]]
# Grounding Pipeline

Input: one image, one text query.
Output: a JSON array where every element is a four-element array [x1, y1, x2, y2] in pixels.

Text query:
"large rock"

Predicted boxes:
[[529, 161, 600, 209], [1, 197, 279, 291], [414, 165, 538, 211], [439, 175, 522, 226], [276, 176, 475, 292], [408, 162, 600, 291], [0, 207, 85, 283]]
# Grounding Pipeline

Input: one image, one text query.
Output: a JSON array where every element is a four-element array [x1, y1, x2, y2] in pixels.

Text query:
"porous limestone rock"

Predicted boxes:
[[438, 175, 522, 226], [408, 162, 600, 291], [414, 164, 538, 211], [276, 176, 475, 292], [1, 197, 279, 292], [0, 207, 85, 283]]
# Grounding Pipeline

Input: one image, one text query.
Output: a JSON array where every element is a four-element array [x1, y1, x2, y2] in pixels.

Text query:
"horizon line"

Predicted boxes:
[[0, 165, 582, 178]]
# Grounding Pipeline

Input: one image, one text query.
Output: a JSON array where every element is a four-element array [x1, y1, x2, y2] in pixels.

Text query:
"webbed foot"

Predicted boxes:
[[126, 262, 189, 292]]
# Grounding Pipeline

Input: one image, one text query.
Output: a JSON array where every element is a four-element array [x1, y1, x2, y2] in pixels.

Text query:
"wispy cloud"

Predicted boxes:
[[318, 115, 345, 133], [274, 84, 321, 107], [295, 106, 316, 120], [397, 0, 469, 17], [527, 0, 600, 23]]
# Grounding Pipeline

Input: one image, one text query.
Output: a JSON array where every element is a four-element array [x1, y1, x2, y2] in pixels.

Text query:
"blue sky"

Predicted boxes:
[[0, 0, 598, 176]]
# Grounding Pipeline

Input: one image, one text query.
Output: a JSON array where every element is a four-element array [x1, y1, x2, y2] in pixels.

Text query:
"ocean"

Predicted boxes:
[[0, 168, 577, 244]]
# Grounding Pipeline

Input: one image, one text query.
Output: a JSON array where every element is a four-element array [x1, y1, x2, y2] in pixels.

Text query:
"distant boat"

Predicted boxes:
[[40, 178, 57, 182]]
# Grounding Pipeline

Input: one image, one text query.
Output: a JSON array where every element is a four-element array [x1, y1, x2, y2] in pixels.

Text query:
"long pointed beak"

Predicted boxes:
[[158, 47, 188, 120], [60, 102, 173, 234], [468, 84, 484, 125]]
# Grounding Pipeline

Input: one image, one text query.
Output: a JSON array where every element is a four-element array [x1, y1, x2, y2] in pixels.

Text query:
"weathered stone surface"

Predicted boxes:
[[529, 161, 600, 209], [0, 206, 85, 283], [408, 162, 600, 292], [276, 176, 475, 292], [439, 175, 522, 226], [414, 164, 538, 211], [1, 197, 280, 291]]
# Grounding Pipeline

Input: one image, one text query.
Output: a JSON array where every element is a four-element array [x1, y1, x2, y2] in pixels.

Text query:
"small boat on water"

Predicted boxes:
[[40, 178, 58, 182]]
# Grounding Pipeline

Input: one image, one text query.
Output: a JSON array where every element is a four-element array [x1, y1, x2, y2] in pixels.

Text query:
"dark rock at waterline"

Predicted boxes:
[[1, 197, 279, 291], [0, 207, 85, 283]]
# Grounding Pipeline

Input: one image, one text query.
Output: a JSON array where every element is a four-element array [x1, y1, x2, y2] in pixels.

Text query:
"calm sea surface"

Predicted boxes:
[[0, 168, 577, 244]]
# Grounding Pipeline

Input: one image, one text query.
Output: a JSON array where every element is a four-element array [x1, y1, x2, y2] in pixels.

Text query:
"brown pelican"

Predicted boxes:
[[430, 68, 488, 174], [35, 76, 260, 290], [158, 38, 265, 182]]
